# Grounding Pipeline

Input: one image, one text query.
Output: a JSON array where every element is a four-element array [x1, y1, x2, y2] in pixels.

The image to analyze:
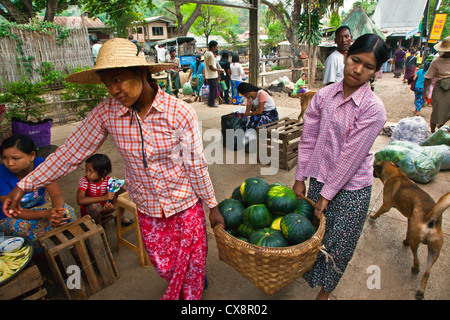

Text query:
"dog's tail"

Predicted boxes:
[[424, 192, 450, 224]]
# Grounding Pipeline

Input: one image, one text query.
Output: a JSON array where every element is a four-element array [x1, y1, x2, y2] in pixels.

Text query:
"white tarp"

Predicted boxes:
[[372, 0, 428, 37]]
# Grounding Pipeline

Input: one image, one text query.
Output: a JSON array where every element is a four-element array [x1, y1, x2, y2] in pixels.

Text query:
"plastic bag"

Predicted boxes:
[[183, 82, 193, 95], [11, 117, 53, 148], [221, 112, 247, 150], [420, 126, 450, 146], [201, 84, 210, 103], [374, 145, 412, 164], [390, 116, 428, 144], [387, 140, 450, 170], [278, 76, 289, 85], [398, 149, 443, 183], [424, 145, 450, 170]]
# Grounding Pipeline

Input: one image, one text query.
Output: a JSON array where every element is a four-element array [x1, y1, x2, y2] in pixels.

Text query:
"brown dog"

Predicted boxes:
[[372, 161, 450, 299], [288, 90, 317, 122]]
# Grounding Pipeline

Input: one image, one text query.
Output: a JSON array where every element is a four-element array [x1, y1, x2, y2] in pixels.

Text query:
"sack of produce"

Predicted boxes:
[[182, 81, 193, 95], [390, 116, 428, 144], [425, 145, 450, 170], [374, 145, 412, 164], [398, 149, 443, 183], [420, 126, 450, 146]]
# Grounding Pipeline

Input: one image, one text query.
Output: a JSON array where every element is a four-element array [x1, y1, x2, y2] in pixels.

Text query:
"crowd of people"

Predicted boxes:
[[392, 37, 450, 132]]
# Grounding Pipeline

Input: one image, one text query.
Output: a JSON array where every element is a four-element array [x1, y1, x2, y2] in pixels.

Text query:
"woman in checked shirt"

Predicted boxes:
[[2, 38, 224, 300], [293, 34, 389, 300]]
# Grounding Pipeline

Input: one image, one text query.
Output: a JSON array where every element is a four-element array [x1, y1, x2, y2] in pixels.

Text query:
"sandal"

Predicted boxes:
[[114, 216, 135, 226]]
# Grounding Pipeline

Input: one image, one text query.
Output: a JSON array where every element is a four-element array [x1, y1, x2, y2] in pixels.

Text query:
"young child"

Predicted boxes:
[[77, 154, 132, 226]]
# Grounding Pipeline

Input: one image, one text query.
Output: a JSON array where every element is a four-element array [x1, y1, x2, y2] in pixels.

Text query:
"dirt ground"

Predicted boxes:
[[39, 70, 446, 301]]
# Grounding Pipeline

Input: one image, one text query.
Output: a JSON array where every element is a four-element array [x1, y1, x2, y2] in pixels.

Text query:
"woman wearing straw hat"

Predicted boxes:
[[422, 36, 450, 133], [1, 38, 225, 300]]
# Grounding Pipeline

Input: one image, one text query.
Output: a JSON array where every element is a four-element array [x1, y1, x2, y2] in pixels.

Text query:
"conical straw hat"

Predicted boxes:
[[434, 36, 450, 52], [65, 38, 176, 84]]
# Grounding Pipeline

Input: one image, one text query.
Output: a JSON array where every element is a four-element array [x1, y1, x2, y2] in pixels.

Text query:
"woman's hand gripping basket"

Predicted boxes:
[[213, 196, 325, 295]]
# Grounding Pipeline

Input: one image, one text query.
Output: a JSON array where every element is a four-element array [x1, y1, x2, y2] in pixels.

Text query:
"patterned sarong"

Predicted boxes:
[[0, 202, 77, 252], [231, 80, 244, 105], [138, 201, 207, 300]]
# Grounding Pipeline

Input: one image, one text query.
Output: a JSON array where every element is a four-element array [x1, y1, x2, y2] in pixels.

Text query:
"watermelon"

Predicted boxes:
[[243, 204, 272, 229], [218, 198, 245, 229], [240, 177, 270, 205], [266, 185, 298, 215], [226, 229, 239, 237], [294, 198, 315, 221], [236, 236, 248, 242], [280, 213, 316, 245], [268, 182, 287, 189], [231, 185, 243, 202], [249, 228, 288, 247], [270, 215, 284, 231], [238, 223, 256, 238]]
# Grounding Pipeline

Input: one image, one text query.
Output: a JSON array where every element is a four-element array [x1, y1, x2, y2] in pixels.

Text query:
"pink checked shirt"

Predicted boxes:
[[295, 81, 386, 201], [18, 85, 217, 218]]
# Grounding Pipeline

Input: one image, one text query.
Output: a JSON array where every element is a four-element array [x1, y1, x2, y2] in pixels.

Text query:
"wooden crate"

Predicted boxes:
[[256, 117, 304, 171], [39, 215, 119, 300], [0, 264, 47, 300]]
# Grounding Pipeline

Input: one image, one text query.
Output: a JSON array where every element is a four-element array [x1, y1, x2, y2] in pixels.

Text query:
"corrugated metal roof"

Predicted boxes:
[[38, 16, 106, 29], [372, 0, 428, 36]]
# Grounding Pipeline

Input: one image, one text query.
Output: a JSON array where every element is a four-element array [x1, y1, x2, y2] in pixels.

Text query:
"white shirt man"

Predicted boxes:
[[156, 45, 167, 63], [323, 26, 353, 85]]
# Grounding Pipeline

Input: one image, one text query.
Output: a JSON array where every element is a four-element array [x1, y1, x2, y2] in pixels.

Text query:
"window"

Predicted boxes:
[[152, 27, 163, 36], [137, 27, 143, 34]]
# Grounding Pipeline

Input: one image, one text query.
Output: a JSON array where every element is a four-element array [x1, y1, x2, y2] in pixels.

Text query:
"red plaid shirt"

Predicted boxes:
[[295, 81, 386, 201], [18, 86, 217, 218]]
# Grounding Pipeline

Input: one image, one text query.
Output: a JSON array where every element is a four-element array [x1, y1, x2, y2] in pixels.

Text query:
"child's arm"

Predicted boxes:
[[77, 189, 111, 206]]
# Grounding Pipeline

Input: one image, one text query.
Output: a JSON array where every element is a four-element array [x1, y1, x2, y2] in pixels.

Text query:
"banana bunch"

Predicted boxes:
[[0, 245, 31, 282]]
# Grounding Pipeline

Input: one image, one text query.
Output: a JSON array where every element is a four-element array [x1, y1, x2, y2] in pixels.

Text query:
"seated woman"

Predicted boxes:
[[0, 134, 76, 251], [237, 82, 279, 129], [293, 73, 308, 95]]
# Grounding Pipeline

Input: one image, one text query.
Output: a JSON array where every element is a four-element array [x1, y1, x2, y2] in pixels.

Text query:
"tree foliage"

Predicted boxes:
[[261, 0, 344, 83], [0, 0, 79, 23]]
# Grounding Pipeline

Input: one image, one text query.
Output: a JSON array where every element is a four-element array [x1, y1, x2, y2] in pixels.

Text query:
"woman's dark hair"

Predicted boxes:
[[86, 153, 112, 177], [237, 82, 261, 95], [346, 33, 389, 70], [231, 53, 240, 63], [221, 51, 229, 61], [0, 134, 36, 157], [194, 54, 202, 72]]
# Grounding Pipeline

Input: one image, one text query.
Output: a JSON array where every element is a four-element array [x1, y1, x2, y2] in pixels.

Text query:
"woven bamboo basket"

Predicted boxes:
[[213, 196, 325, 295]]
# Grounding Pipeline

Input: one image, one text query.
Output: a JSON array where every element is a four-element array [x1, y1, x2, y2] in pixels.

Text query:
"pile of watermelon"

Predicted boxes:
[[218, 177, 317, 248]]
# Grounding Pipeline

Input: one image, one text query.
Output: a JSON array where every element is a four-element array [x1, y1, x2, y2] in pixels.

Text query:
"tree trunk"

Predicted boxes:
[[167, 2, 202, 37], [44, 0, 58, 22], [311, 45, 318, 84], [0, 0, 33, 23]]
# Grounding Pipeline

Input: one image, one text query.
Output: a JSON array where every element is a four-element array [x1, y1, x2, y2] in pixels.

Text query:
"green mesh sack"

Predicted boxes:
[[398, 150, 443, 183], [420, 126, 450, 146], [425, 145, 450, 170], [374, 145, 412, 164], [182, 82, 193, 95]]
